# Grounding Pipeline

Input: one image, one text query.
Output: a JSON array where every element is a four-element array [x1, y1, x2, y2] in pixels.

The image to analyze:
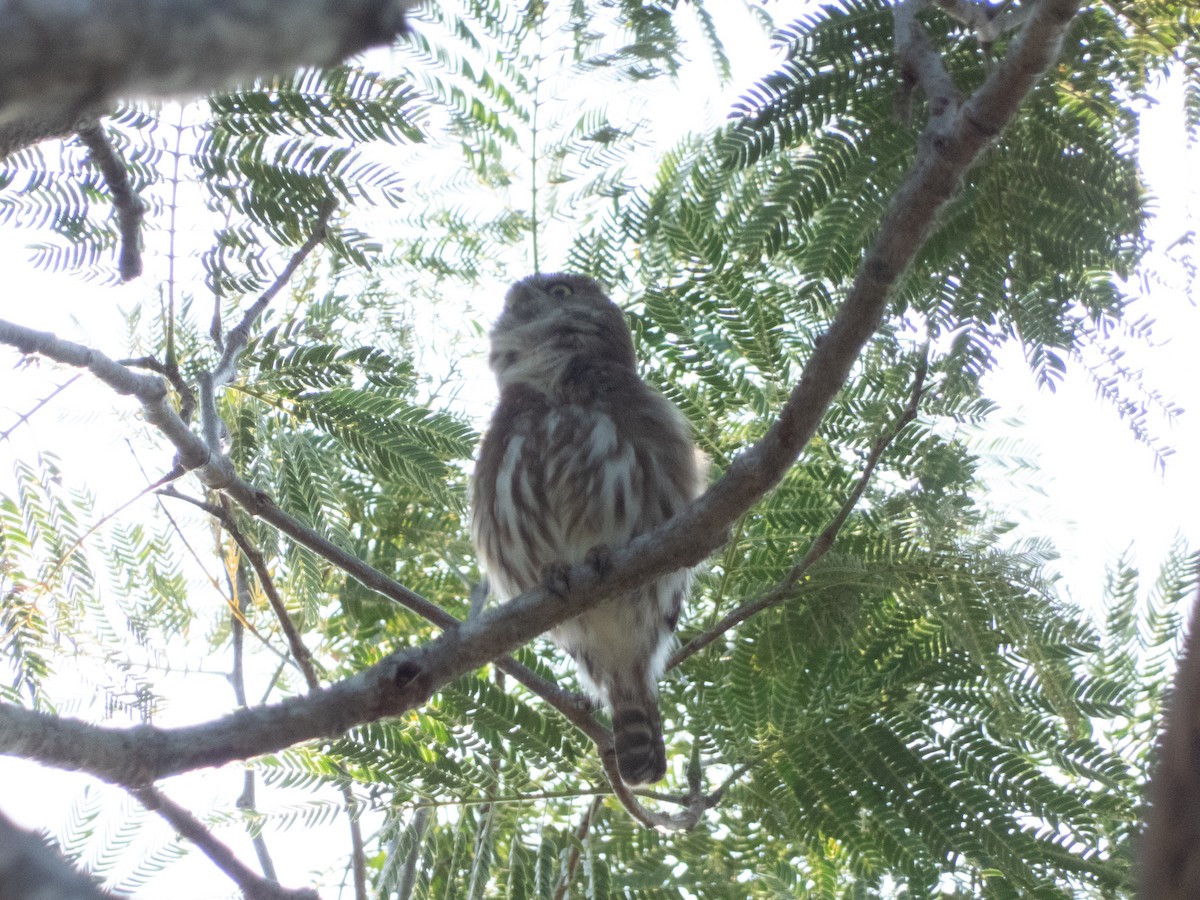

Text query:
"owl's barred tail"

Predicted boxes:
[[612, 700, 667, 786]]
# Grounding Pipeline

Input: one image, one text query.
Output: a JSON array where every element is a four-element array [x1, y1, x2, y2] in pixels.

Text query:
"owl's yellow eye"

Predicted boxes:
[[545, 282, 573, 299]]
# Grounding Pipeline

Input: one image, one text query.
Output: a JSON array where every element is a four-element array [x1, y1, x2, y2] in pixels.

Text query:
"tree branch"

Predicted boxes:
[[222, 498, 324, 688], [186, 486, 609, 748], [933, 0, 1033, 43], [0, 810, 113, 900], [0, 374, 82, 442], [0, 0, 417, 140], [211, 199, 335, 388], [130, 784, 319, 900], [0, 0, 1082, 797], [553, 795, 603, 900], [1141, 580, 1200, 898], [894, 0, 963, 127], [595, 743, 720, 831], [670, 349, 929, 669], [222, 499, 367, 900], [76, 119, 145, 281], [229, 561, 281, 883]]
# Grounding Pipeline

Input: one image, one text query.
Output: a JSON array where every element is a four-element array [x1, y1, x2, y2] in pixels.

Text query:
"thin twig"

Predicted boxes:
[[598, 749, 706, 832], [553, 795, 604, 900], [220, 495, 366, 900], [221, 497, 323, 687], [76, 119, 145, 281], [177, 482, 610, 747], [0, 373, 82, 442], [408, 786, 613, 810], [670, 350, 929, 670], [230, 562, 280, 883], [342, 786, 368, 900], [635, 761, 754, 809], [150, 485, 297, 666], [130, 784, 319, 900], [211, 199, 335, 388], [41, 466, 185, 587], [393, 806, 431, 900]]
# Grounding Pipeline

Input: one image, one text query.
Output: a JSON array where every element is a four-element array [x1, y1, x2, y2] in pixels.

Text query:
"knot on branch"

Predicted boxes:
[[186, 451, 237, 491], [391, 657, 432, 707]]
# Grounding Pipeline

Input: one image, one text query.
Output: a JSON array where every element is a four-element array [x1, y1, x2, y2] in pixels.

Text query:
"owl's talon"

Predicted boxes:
[[585, 544, 613, 577], [543, 563, 572, 599]]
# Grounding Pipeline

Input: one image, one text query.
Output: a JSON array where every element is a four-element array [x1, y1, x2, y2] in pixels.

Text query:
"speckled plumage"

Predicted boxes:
[[471, 274, 703, 785]]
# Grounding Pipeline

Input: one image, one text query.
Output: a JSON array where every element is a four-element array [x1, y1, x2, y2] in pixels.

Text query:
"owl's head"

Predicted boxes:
[[489, 273, 637, 391]]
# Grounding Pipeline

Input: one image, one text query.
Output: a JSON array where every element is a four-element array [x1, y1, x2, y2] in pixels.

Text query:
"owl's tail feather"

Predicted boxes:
[[612, 699, 667, 786]]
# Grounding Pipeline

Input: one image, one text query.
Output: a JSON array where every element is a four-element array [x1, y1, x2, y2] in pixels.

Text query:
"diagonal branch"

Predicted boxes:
[[0, 810, 113, 900], [219, 497, 368, 900], [0, 0, 1083, 788], [0, 373, 82, 442], [172, 484, 608, 748], [130, 784, 319, 900], [670, 349, 929, 670], [221, 497, 324, 688], [211, 199, 335, 389]]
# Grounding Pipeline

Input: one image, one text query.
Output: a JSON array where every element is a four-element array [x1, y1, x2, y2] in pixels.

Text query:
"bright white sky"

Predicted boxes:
[[0, 6, 1197, 897]]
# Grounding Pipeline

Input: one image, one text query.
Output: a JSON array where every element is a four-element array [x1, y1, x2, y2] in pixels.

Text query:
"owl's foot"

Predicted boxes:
[[585, 543, 612, 577], [542, 562, 573, 599]]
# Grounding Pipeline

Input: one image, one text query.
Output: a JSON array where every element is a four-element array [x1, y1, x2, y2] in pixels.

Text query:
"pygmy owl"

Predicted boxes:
[[471, 273, 704, 786]]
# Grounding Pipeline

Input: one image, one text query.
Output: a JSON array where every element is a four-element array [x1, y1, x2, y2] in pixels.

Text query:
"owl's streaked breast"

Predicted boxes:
[[470, 273, 704, 786]]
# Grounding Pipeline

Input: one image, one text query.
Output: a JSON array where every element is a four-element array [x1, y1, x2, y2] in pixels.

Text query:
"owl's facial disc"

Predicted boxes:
[[490, 273, 635, 391]]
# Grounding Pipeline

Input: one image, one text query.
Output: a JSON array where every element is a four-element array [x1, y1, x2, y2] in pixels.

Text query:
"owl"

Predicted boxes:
[[471, 273, 704, 786]]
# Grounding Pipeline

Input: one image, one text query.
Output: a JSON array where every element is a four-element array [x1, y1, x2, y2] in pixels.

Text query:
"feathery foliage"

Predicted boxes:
[[1, 0, 1197, 895]]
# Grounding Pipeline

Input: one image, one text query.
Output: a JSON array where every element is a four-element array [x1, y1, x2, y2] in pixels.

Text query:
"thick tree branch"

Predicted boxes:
[[0, 0, 1081, 791], [1141, 581, 1200, 899], [130, 785, 319, 900], [0, 0, 416, 141], [0, 810, 113, 900], [933, 0, 1033, 43]]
